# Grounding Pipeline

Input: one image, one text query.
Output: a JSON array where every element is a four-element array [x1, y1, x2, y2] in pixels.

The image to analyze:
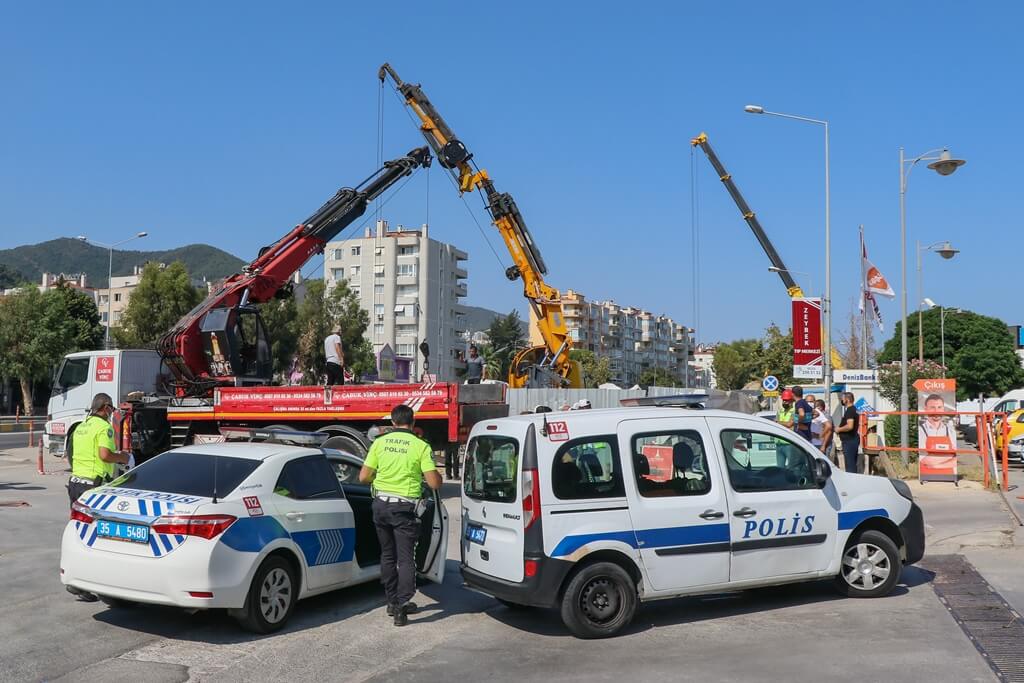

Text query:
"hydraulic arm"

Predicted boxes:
[[690, 132, 843, 371], [159, 146, 432, 396], [379, 64, 581, 388]]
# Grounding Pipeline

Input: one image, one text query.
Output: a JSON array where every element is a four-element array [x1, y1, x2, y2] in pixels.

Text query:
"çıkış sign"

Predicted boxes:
[[792, 298, 823, 379]]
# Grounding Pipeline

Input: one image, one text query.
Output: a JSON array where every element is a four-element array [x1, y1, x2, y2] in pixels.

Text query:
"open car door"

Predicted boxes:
[[416, 486, 449, 583]]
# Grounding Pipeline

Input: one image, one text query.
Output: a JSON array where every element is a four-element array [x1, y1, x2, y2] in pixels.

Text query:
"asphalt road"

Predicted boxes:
[[1, 444, 1021, 683], [0, 430, 41, 450]]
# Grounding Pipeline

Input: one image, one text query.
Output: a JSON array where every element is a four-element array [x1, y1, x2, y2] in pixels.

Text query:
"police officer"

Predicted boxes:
[[68, 393, 130, 506], [359, 404, 442, 626]]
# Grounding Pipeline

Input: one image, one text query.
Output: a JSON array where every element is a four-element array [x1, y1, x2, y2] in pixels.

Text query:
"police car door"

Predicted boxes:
[[618, 417, 731, 592], [271, 454, 356, 590], [707, 417, 838, 583]]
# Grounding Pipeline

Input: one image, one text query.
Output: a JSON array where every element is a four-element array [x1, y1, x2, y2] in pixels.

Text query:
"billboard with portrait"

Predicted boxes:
[[915, 378, 957, 483]]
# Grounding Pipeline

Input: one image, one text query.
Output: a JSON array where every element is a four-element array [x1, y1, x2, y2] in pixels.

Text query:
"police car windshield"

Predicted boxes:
[[111, 452, 261, 498]]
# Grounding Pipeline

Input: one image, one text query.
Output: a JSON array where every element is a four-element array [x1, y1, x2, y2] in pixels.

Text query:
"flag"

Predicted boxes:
[[862, 235, 895, 298]]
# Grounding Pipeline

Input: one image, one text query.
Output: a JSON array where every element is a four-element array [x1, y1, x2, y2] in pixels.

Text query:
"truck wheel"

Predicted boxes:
[[322, 434, 366, 458], [834, 530, 902, 598], [560, 561, 637, 639], [234, 556, 297, 634]]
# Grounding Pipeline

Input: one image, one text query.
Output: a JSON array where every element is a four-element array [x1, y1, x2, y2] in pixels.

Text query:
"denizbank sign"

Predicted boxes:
[[834, 369, 878, 383]]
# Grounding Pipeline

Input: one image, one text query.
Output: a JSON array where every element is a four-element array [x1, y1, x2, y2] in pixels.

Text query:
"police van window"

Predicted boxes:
[[275, 456, 344, 500], [112, 452, 261, 498], [464, 436, 518, 503], [720, 429, 817, 492], [552, 437, 624, 500], [631, 431, 711, 497]]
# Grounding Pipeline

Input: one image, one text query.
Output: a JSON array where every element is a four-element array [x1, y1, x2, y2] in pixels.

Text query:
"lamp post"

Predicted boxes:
[[898, 148, 966, 459], [746, 105, 831, 411], [916, 241, 959, 362], [924, 299, 963, 377], [77, 231, 148, 349], [767, 267, 815, 298]]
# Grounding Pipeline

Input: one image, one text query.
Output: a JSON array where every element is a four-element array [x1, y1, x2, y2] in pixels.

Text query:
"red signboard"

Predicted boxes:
[[547, 421, 569, 442], [792, 298, 823, 379], [95, 356, 115, 382]]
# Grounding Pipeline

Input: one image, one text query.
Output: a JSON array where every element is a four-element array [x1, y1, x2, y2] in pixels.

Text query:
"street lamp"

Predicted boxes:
[[767, 266, 815, 297], [898, 147, 966, 458], [917, 240, 959, 362], [77, 231, 148, 349], [746, 104, 831, 411], [924, 299, 963, 377]]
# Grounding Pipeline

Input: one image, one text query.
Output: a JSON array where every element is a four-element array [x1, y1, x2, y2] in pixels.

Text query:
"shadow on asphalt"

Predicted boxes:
[[482, 564, 935, 638], [0, 481, 46, 491]]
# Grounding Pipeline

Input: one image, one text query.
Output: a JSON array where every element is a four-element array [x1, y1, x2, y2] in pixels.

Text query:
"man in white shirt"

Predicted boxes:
[[324, 327, 345, 385]]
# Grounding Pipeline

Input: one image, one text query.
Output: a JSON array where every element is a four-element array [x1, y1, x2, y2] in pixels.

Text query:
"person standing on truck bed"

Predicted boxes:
[[324, 326, 345, 386], [66, 392, 131, 602], [464, 345, 484, 384], [359, 404, 442, 626]]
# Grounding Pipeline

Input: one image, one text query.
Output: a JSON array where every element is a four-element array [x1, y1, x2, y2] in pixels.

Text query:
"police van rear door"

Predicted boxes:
[[461, 420, 532, 583]]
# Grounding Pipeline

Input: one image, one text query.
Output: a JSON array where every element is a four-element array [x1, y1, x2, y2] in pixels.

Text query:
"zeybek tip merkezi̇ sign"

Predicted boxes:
[[792, 298, 823, 380]]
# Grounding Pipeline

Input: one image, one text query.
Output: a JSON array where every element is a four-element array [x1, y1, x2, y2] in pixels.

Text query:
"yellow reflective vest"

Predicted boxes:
[[72, 415, 117, 481]]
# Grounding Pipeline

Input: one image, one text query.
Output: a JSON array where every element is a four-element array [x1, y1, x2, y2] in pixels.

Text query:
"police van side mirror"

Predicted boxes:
[[813, 459, 831, 488]]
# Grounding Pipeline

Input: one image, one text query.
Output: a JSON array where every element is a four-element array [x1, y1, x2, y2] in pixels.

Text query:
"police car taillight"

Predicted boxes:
[[70, 501, 94, 524], [152, 514, 237, 540], [522, 468, 541, 530]]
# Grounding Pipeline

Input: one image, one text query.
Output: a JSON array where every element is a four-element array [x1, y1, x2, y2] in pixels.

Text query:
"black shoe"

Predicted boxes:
[[387, 601, 418, 617]]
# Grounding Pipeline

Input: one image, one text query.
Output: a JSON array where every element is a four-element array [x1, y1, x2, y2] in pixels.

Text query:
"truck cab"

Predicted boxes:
[[460, 406, 924, 638], [46, 350, 166, 459]]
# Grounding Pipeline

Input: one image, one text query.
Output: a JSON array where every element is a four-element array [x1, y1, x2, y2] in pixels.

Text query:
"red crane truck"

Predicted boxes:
[[114, 146, 507, 463]]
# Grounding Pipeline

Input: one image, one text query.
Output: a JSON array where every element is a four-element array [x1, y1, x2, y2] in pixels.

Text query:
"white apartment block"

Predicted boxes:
[[531, 289, 695, 387], [324, 220, 468, 382], [690, 345, 717, 389]]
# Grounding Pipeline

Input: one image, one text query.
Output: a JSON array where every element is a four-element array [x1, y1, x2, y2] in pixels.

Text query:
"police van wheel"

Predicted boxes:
[[560, 562, 637, 639], [236, 556, 297, 634], [834, 530, 902, 598]]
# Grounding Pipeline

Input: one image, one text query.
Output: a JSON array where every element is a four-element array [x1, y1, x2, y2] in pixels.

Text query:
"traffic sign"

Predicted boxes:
[[762, 375, 779, 392], [763, 390, 780, 398]]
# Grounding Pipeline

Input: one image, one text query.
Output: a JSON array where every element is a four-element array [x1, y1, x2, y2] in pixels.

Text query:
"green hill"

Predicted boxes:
[[0, 238, 246, 288]]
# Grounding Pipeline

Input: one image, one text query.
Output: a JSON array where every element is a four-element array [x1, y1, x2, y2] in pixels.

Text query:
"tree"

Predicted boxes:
[[757, 323, 794, 385], [295, 280, 374, 382], [0, 264, 28, 289], [877, 309, 1024, 400], [0, 286, 101, 413], [474, 343, 503, 381], [485, 311, 526, 382], [569, 349, 613, 388], [877, 359, 945, 450], [258, 296, 299, 380], [113, 262, 202, 348], [712, 338, 762, 390], [639, 367, 678, 389]]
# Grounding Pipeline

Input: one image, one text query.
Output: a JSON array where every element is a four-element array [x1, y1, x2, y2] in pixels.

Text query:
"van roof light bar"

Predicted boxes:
[[620, 393, 710, 409], [218, 427, 330, 447]]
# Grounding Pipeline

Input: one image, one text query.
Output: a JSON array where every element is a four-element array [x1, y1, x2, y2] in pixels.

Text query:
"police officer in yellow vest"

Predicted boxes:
[[68, 393, 130, 507], [359, 404, 442, 626]]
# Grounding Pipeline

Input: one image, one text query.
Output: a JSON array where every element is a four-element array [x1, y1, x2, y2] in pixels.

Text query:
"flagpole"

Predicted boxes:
[[860, 226, 868, 367]]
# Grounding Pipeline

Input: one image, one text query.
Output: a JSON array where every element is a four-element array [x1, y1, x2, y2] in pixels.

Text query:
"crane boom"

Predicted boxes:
[[159, 146, 432, 395], [379, 64, 581, 388]]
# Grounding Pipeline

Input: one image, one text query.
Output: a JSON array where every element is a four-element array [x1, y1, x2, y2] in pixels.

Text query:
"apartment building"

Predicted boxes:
[[324, 220, 468, 381], [690, 344, 717, 389], [530, 289, 694, 386], [95, 267, 144, 327]]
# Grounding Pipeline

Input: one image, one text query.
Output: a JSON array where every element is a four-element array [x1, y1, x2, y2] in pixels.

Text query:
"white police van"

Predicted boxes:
[[459, 400, 924, 638]]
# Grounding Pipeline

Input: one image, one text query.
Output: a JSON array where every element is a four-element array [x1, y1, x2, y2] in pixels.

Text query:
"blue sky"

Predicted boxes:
[[2, 2, 1019, 343]]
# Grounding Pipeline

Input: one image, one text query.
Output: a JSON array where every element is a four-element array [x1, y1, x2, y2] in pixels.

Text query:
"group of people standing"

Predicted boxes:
[[777, 387, 863, 473]]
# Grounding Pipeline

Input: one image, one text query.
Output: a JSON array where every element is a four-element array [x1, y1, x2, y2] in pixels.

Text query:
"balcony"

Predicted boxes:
[[454, 283, 467, 298], [455, 267, 468, 279]]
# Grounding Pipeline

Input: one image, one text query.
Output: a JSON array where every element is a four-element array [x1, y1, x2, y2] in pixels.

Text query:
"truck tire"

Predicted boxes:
[[834, 529, 902, 598], [560, 561, 637, 639], [322, 434, 367, 458], [234, 555, 297, 634]]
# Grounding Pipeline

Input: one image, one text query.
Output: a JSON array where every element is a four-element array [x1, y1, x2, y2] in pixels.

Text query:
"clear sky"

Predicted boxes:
[[3, 2, 1019, 344]]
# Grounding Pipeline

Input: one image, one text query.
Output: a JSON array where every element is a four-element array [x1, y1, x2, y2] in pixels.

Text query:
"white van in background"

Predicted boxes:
[[46, 350, 165, 459], [956, 389, 1024, 442]]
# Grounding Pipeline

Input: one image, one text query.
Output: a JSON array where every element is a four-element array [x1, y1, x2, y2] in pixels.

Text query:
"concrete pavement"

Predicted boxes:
[[2, 442, 1020, 682]]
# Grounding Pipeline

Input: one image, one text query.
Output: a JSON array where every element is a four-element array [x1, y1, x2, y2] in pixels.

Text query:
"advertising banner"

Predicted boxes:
[[914, 378, 958, 483], [792, 298, 823, 379], [95, 356, 115, 382]]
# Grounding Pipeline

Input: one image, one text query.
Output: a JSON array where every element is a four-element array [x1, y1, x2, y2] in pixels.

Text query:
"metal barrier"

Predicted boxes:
[[858, 410, 1009, 490]]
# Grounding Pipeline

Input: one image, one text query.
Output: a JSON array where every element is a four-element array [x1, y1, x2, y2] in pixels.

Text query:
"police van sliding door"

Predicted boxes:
[[618, 418, 730, 593], [706, 417, 838, 583]]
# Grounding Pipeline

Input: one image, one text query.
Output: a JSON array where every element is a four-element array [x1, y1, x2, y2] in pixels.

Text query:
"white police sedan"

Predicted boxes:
[[60, 439, 448, 632]]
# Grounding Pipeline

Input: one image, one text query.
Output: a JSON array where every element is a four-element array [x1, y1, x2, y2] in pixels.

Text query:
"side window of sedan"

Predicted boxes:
[[275, 456, 343, 500]]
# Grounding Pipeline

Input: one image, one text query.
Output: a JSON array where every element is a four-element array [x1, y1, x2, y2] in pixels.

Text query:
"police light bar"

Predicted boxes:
[[218, 427, 330, 447], [620, 393, 710, 408]]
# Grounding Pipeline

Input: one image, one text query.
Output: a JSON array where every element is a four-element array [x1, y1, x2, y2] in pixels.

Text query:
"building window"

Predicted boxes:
[[375, 247, 384, 256], [331, 268, 345, 281], [374, 284, 385, 294], [114, 293, 122, 302], [350, 288, 360, 298], [100, 312, 108, 323], [98, 295, 109, 305], [331, 248, 343, 260], [350, 265, 360, 277], [374, 304, 385, 316], [397, 264, 417, 277], [374, 265, 386, 278], [396, 324, 416, 336], [397, 343, 415, 356], [351, 246, 361, 256], [397, 284, 418, 297], [398, 245, 419, 256], [373, 323, 384, 335]]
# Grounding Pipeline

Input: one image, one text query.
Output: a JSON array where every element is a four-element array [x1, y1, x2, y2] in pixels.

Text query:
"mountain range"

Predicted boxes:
[[0, 238, 246, 288]]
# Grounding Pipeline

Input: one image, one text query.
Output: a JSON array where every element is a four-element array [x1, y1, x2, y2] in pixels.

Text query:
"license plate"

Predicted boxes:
[[465, 525, 487, 545], [96, 519, 150, 544]]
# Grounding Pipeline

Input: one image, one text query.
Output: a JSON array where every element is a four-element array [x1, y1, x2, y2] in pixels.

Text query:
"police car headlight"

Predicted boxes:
[[890, 478, 914, 502]]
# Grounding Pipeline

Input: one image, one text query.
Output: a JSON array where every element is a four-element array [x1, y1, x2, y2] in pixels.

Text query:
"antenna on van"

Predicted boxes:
[[540, 412, 550, 437]]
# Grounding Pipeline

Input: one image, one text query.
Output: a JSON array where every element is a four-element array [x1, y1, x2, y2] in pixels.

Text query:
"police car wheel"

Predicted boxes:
[[834, 530, 902, 598], [236, 556, 297, 633], [560, 562, 637, 639]]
